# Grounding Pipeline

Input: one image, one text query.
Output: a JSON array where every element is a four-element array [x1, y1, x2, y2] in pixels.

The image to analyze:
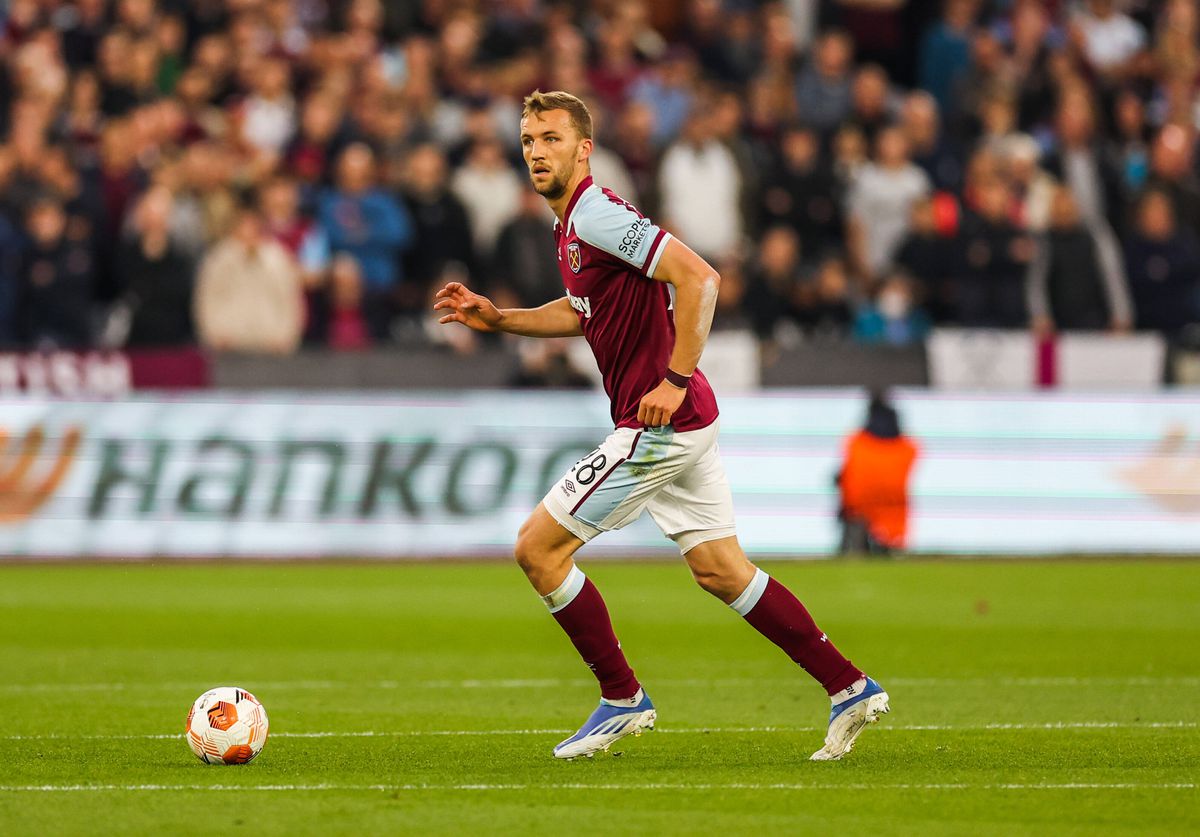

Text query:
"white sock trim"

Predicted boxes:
[[542, 565, 586, 613], [831, 677, 868, 705], [729, 568, 769, 616], [600, 687, 644, 708]]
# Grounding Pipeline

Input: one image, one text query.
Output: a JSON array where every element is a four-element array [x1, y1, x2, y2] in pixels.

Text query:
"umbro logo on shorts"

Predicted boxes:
[[563, 479, 576, 495]]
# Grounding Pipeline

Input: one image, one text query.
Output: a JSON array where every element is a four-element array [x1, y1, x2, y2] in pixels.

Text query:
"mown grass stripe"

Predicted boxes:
[[0, 782, 1194, 793], [3, 721, 1194, 741]]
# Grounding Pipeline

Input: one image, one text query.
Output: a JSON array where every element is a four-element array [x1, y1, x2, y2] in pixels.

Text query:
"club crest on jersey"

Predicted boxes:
[[567, 242, 582, 273]]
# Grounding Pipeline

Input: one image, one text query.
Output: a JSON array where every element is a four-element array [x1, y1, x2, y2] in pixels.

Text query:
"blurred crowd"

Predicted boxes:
[[2, 0, 1200, 360]]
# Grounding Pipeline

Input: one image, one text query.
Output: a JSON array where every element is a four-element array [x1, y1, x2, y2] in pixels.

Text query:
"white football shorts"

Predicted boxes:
[[542, 419, 736, 553]]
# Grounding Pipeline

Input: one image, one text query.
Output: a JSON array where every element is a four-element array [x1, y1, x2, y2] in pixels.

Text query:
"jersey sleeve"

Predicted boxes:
[[571, 189, 673, 278]]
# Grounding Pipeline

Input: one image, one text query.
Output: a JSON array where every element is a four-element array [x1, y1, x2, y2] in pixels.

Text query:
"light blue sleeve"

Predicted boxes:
[[571, 189, 673, 277]]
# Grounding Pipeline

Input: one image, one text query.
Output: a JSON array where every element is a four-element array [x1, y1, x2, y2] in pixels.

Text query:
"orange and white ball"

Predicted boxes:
[[186, 687, 269, 765]]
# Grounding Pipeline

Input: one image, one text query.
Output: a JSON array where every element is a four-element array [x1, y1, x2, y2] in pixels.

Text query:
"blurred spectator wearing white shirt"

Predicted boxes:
[[1072, 0, 1147, 80], [451, 138, 522, 264], [658, 106, 742, 263], [846, 127, 931, 281]]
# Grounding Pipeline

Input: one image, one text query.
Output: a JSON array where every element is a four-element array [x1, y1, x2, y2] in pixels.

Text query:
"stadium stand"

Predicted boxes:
[[0, 0, 1197, 386]]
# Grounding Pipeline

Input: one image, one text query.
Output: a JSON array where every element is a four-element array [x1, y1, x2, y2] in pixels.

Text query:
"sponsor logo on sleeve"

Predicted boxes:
[[618, 218, 652, 258]]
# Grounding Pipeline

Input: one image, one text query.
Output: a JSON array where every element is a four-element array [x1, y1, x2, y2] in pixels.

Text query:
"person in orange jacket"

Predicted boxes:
[[836, 393, 919, 555]]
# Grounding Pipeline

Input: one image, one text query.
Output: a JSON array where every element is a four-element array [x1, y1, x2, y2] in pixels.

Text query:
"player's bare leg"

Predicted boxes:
[[684, 536, 889, 761], [514, 503, 582, 596], [515, 503, 656, 758]]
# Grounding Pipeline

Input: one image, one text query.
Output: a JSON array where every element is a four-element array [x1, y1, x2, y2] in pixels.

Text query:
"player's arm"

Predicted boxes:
[[434, 282, 583, 337], [638, 237, 720, 427]]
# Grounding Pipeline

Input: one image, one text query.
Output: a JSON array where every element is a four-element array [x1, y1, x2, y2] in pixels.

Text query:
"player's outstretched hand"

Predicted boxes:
[[638, 380, 687, 428], [433, 282, 503, 333]]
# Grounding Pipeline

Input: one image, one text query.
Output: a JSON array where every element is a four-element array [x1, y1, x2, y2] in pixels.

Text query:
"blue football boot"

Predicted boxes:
[[810, 677, 890, 761], [554, 690, 656, 759]]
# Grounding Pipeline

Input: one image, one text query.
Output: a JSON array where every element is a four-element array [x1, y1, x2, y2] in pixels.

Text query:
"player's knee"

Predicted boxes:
[[513, 519, 556, 576], [689, 563, 744, 601], [687, 547, 756, 602], [690, 565, 725, 597], [513, 525, 539, 574]]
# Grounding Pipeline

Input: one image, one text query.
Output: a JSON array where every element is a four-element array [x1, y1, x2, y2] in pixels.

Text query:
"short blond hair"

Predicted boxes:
[[521, 90, 593, 140]]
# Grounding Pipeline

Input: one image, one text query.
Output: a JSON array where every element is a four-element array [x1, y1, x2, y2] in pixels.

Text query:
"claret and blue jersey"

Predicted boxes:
[[552, 175, 719, 432]]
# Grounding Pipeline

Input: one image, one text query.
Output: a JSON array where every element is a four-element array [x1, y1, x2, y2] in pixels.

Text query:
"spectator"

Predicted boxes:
[[450, 138, 522, 265], [57, 69, 104, 164], [235, 56, 295, 160], [1008, 0, 1060, 132], [854, 271, 932, 346], [831, 122, 869, 193], [18, 197, 96, 348], [846, 64, 894, 145], [491, 189, 560, 310], [1027, 187, 1133, 334], [744, 226, 803, 342], [127, 37, 162, 108], [612, 101, 659, 209], [1142, 124, 1200, 235], [96, 119, 146, 242], [659, 106, 742, 263], [1109, 88, 1151, 199], [60, 0, 108, 70], [709, 90, 760, 232], [173, 67, 226, 145], [918, 0, 978, 115], [976, 94, 1021, 157], [7, 115, 53, 219], [39, 144, 103, 254], [587, 11, 643, 114], [760, 124, 842, 266], [326, 254, 371, 352], [953, 173, 1034, 328], [680, 0, 743, 84], [629, 47, 698, 148], [892, 196, 956, 322], [172, 140, 237, 257], [846, 126, 931, 282], [1153, 0, 1199, 86], [836, 393, 919, 555], [947, 29, 1010, 137], [261, 175, 328, 287], [96, 29, 137, 116], [1042, 88, 1124, 232], [194, 205, 302, 354], [318, 143, 414, 340], [154, 14, 187, 94], [401, 143, 476, 299], [797, 255, 855, 339], [829, 0, 912, 84], [113, 186, 195, 347], [260, 175, 329, 342], [795, 30, 855, 135], [285, 93, 348, 194], [901, 91, 965, 192], [1123, 189, 1200, 337], [1003, 134, 1056, 233], [1071, 0, 1147, 82]]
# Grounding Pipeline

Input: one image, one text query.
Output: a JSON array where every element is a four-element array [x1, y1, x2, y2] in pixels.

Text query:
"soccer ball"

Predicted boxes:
[[186, 687, 269, 765]]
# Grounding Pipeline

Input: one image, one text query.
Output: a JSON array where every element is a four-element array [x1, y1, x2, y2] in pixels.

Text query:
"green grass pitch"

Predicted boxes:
[[0, 559, 1197, 835]]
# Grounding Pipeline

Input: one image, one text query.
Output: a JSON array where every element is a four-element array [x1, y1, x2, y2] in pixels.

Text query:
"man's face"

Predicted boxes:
[[520, 109, 588, 200]]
